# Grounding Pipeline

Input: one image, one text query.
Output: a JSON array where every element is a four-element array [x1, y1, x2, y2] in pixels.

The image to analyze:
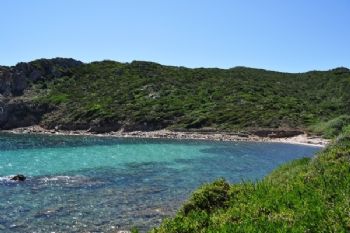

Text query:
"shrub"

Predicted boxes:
[[310, 115, 350, 138], [152, 130, 350, 232], [181, 178, 230, 215]]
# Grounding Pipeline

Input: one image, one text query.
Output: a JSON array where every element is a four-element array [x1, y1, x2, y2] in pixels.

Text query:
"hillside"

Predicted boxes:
[[0, 58, 349, 136]]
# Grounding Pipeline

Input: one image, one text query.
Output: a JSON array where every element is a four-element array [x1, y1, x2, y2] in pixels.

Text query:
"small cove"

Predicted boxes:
[[0, 133, 321, 232]]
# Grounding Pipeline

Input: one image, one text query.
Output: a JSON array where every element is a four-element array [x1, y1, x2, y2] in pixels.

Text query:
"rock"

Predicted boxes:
[[251, 129, 304, 138], [11, 174, 26, 181], [34, 207, 63, 218], [88, 119, 122, 133], [123, 120, 171, 132], [0, 58, 83, 130], [0, 99, 51, 130], [0, 58, 83, 97]]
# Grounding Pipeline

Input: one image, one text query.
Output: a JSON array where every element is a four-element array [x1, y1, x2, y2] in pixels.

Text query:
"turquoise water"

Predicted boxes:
[[0, 133, 320, 232]]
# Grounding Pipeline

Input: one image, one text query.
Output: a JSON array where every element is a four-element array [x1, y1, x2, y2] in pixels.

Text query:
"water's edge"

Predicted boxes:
[[0, 134, 321, 232], [3, 126, 329, 147]]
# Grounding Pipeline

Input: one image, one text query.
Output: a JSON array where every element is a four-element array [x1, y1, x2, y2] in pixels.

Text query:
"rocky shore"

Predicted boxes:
[[3, 125, 329, 147]]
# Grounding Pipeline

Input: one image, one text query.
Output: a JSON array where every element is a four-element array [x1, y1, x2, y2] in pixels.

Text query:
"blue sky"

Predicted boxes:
[[1, 0, 349, 72]]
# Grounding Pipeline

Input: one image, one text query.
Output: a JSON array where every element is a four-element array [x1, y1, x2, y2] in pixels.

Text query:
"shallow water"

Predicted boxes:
[[0, 133, 320, 232]]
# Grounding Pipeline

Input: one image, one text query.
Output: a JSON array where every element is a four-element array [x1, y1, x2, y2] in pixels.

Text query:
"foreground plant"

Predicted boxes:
[[151, 131, 350, 232]]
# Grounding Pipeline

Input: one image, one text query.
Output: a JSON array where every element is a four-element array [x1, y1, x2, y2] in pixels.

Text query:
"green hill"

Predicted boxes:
[[0, 58, 349, 135], [26, 59, 350, 136]]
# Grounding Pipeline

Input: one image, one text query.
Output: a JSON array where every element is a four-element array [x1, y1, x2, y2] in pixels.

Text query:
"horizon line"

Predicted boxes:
[[1, 57, 349, 74]]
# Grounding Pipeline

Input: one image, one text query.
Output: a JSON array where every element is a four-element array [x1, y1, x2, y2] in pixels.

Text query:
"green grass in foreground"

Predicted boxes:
[[150, 129, 350, 232]]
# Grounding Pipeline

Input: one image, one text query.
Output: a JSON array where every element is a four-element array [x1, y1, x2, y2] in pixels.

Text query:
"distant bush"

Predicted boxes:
[[310, 115, 350, 138], [47, 93, 69, 104]]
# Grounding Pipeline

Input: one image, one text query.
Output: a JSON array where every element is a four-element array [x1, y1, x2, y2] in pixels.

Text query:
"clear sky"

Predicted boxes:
[[1, 0, 349, 72]]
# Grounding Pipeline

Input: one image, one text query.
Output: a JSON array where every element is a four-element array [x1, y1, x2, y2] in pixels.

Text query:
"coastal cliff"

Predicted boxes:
[[0, 58, 82, 129]]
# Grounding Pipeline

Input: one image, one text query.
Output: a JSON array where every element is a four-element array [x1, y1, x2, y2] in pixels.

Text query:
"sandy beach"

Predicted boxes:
[[2, 125, 330, 147]]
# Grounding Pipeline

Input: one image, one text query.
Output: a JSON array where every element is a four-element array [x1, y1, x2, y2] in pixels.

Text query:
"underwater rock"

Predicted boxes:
[[34, 206, 64, 218], [11, 174, 26, 181]]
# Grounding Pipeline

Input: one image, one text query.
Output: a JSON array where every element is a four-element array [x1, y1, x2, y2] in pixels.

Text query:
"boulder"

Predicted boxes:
[[0, 99, 51, 129], [11, 174, 26, 181]]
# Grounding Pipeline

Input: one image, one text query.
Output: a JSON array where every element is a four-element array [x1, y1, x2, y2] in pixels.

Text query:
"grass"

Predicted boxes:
[[46, 93, 69, 104], [150, 129, 350, 232]]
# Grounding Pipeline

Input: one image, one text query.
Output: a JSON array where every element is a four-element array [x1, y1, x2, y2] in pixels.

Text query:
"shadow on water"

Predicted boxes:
[[0, 132, 218, 151]]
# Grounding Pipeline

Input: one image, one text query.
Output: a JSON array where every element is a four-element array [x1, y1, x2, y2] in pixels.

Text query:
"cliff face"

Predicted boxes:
[[0, 99, 51, 129], [0, 58, 83, 129], [0, 58, 82, 96], [0, 66, 27, 96]]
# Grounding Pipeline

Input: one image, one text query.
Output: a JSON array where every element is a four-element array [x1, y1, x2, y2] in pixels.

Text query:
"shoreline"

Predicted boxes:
[[2, 125, 329, 147]]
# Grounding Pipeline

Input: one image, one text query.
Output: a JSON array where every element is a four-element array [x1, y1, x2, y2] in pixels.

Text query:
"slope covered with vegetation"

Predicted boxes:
[[1, 59, 350, 232], [28, 60, 350, 135], [151, 128, 350, 232]]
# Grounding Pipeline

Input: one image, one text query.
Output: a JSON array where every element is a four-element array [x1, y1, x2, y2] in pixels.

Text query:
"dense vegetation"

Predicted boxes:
[[151, 128, 350, 232], [31, 60, 350, 135], [3, 59, 350, 232]]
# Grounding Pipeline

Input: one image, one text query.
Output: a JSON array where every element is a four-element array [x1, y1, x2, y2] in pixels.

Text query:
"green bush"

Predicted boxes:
[[181, 178, 230, 215], [309, 115, 350, 138], [152, 130, 350, 232], [47, 93, 69, 104]]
